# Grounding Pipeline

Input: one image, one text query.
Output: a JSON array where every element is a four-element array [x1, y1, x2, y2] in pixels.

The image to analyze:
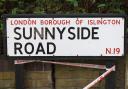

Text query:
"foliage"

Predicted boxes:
[[0, 0, 128, 31]]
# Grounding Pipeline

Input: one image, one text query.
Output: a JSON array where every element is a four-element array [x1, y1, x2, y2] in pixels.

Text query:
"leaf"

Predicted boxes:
[[112, 8, 125, 13], [33, 7, 45, 14], [92, 0, 96, 4], [11, 8, 18, 14], [66, 0, 75, 2], [0, 23, 3, 30], [73, 0, 78, 7], [66, 0, 78, 7], [97, 4, 106, 8], [0, 0, 5, 2], [9, 0, 17, 1], [0, 2, 3, 7]]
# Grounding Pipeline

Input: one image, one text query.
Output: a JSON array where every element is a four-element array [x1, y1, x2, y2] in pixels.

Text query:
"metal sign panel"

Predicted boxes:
[[3, 14, 126, 58]]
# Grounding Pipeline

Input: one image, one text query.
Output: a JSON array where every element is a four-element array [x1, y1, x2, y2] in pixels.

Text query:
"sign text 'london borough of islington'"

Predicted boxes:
[[4, 15, 125, 57]]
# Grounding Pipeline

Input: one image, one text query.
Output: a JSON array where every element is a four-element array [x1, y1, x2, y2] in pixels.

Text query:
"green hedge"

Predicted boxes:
[[0, 0, 127, 31]]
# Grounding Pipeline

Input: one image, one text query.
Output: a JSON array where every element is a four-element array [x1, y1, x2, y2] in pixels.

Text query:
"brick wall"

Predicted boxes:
[[0, 60, 15, 89], [55, 65, 105, 89], [0, 72, 15, 89], [24, 63, 53, 89], [24, 71, 52, 89]]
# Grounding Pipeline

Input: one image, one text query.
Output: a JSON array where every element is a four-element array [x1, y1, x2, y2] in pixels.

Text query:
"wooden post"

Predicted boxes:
[[15, 64, 24, 89], [105, 61, 116, 89], [51, 64, 55, 89]]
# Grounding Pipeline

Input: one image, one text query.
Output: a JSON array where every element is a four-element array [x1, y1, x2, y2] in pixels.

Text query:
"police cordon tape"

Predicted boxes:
[[14, 60, 115, 89], [83, 65, 115, 89], [15, 60, 106, 70]]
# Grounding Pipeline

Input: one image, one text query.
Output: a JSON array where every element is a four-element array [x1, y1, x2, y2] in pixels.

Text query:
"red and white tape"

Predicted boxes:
[[83, 65, 115, 89], [15, 60, 106, 70], [15, 60, 34, 64]]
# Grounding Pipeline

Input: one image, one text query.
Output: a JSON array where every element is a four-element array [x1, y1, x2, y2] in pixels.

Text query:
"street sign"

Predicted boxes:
[[3, 14, 126, 57]]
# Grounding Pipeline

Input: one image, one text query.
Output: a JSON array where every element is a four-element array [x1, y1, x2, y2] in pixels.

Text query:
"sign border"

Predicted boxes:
[[2, 14, 127, 60]]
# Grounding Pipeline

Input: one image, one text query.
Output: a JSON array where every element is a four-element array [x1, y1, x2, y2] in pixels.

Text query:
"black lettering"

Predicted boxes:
[[92, 27, 99, 39], [45, 27, 55, 39], [14, 42, 23, 54], [81, 27, 90, 39], [23, 27, 32, 39], [57, 27, 66, 39], [47, 42, 56, 54], [77, 27, 80, 39], [14, 27, 22, 40], [36, 43, 45, 54], [68, 27, 76, 40], [24, 43, 34, 54], [34, 27, 44, 39]]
